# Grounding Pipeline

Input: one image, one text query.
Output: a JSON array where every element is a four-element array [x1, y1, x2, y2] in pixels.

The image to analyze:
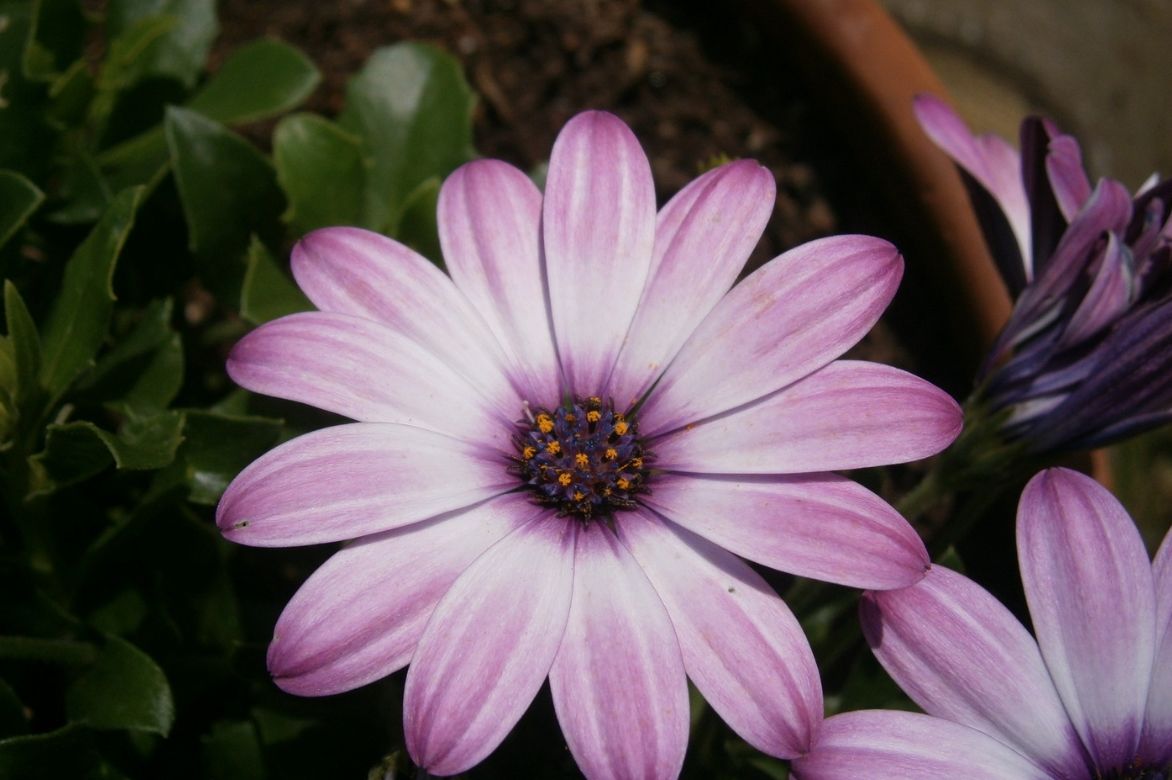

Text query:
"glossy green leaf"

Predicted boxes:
[[0, 171, 44, 249], [107, 0, 218, 88], [45, 151, 112, 225], [0, 725, 102, 779], [65, 636, 174, 735], [338, 43, 475, 232], [395, 176, 442, 265], [173, 410, 281, 504], [273, 113, 367, 233], [39, 187, 143, 396], [95, 15, 177, 95], [4, 281, 41, 409], [30, 410, 185, 493], [240, 238, 312, 325], [165, 107, 284, 286], [187, 39, 320, 125]]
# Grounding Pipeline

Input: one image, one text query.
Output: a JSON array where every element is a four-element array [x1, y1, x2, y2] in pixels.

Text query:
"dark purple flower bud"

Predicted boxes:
[[916, 94, 1172, 453]]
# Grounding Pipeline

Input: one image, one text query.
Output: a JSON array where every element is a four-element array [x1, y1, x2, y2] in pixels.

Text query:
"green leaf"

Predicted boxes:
[[273, 113, 368, 233], [202, 720, 267, 780], [29, 410, 185, 494], [4, 281, 41, 410], [240, 238, 311, 325], [165, 107, 284, 288], [39, 188, 143, 396], [0, 725, 102, 780], [395, 176, 442, 265], [79, 299, 183, 409], [107, 0, 218, 88], [172, 410, 281, 504], [338, 43, 475, 232], [187, 39, 320, 125], [21, 0, 85, 82], [65, 636, 174, 735], [0, 171, 44, 249]]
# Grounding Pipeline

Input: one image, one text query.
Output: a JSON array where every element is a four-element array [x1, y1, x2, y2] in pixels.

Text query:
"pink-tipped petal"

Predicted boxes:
[[550, 522, 689, 780], [642, 473, 928, 590], [1018, 468, 1157, 773], [404, 516, 577, 776], [639, 236, 903, 435], [1142, 529, 1172, 764], [913, 94, 1032, 273], [439, 160, 561, 405], [268, 493, 539, 695], [652, 361, 962, 474], [290, 227, 519, 409], [227, 312, 511, 448], [216, 423, 513, 546], [608, 160, 776, 410], [791, 711, 1051, 780], [617, 511, 821, 758], [862, 566, 1089, 778], [542, 111, 656, 396]]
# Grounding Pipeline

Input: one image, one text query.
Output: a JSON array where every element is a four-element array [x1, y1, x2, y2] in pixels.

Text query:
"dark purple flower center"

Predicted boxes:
[[511, 396, 651, 520], [1103, 762, 1170, 780]]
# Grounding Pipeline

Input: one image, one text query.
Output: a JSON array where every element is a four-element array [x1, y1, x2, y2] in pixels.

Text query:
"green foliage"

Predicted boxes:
[[0, 171, 44, 249], [65, 636, 175, 735]]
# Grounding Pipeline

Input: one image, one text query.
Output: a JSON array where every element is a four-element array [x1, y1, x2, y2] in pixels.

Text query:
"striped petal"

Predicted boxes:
[[618, 511, 821, 758], [216, 423, 513, 546], [550, 522, 689, 780], [404, 516, 577, 776], [1142, 528, 1172, 765], [268, 493, 539, 695], [651, 361, 962, 474], [1017, 468, 1157, 773]]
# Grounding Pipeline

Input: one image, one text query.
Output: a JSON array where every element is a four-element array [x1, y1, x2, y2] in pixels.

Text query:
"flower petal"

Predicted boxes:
[[1045, 134, 1092, 223], [913, 94, 1032, 277], [217, 423, 514, 546], [1017, 468, 1157, 772], [641, 473, 928, 590], [862, 565, 1088, 778], [1142, 528, 1172, 764], [639, 236, 902, 436], [290, 227, 520, 410], [268, 493, 539, 695], [542, 110, 656, 396], [652, 361, 962, 474], [791, 711, 1051, 780], [617, 511, 821, 758], [404, 516, 577, 776], [227, 312, 512, 448], [608, 160, 775, 410], [438, 160, 561, 405], [549, 522, 689, 780]]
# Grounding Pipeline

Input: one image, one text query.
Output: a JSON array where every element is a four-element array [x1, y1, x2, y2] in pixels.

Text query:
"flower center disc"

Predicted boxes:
[[512, 396, 651, 520]]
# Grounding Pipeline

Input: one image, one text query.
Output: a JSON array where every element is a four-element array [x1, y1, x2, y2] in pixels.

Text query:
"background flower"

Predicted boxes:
[[792, 467, 1171, 779], [217, 110, 962, 777]]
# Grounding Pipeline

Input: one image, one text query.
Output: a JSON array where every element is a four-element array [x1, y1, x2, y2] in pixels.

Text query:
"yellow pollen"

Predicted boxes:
[[588, 396, 602, 405], [546, 441, 561, 455], [564, 413, 576, 424], [587, 410, 601, 423], [572, 490, 585, 501], [604, 448, 618, 460], [616, 477, 631, 490], [631, 457, 643, 469], [558, 472, 573, 486], [537, 414, 553, 433], [614, 421, 629, 436], [574, 453, 590, 468], [522, 446, 537, 460]]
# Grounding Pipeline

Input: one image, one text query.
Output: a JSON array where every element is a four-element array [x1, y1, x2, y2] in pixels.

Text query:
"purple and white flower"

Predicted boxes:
[[916, 94, 1172, 453], [793, 467, 1172, 779], [217, 110, 961, 778]]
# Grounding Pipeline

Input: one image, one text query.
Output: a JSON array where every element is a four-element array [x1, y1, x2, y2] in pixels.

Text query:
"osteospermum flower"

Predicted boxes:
[[792, 468, 1172, 779], [916, 95, 1172, 453], [217, 110, 962, 778]]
